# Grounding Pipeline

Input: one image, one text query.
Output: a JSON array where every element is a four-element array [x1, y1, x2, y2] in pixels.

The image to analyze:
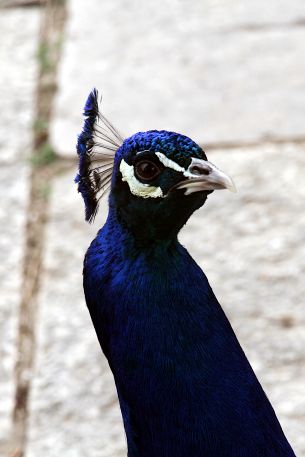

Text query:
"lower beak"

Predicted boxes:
[[174, 158, 236, 195]]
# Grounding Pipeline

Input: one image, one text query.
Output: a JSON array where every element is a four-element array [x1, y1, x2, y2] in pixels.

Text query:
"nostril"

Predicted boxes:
[[190, 165, 210, 176]]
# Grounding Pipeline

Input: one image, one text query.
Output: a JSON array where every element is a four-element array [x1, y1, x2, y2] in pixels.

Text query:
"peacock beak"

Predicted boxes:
[[174, 157, 236, 195]]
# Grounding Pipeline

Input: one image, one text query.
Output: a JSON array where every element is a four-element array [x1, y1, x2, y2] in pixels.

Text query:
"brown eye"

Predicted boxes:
[[135, 160, 162, 182]]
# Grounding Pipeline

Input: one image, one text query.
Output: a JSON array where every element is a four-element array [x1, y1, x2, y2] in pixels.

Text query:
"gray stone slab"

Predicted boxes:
[[27, 143, 305, 455], [26, 175, 126, 457], [0, 165, 29, 451], [181, 143, 305, 455], [0, 8, 40, 164], [51, 0, 305, 157], [0, 7, 39, 450]]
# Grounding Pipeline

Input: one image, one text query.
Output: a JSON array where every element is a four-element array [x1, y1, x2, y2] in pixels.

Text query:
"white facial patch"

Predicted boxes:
[[120, 159, 164, 198]]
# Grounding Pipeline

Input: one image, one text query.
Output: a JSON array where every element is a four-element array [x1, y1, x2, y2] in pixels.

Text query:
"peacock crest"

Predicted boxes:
[[75, 89, 123, 222]]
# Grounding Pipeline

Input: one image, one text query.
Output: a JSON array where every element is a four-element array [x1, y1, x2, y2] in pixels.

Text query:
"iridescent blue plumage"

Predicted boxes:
[[116, 130, 205, 167], [77, 92, 296, 456]]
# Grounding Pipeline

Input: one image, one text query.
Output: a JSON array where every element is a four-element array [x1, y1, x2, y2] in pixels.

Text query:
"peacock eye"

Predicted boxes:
[[134, 160, 162, 182]]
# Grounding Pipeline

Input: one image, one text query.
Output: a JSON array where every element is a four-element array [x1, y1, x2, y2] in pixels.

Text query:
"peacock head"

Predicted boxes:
[[76, 90, 236, 243]]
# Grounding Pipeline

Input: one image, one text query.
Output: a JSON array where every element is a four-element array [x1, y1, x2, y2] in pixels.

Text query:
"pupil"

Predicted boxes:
[[134, 159, 161, 181], [137, 162, 157, 179], [141, 163, 155, 176]]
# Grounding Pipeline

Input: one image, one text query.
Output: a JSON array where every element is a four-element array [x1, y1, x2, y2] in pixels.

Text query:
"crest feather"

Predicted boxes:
[[75, 89, 123, 222]]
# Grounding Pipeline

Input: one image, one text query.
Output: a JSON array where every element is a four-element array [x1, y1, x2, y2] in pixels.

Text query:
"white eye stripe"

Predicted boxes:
[[155, 151, 196, 179], [155, 152, 186, 173], [135, 150, 187, 174], [119, 159, 164, 199]]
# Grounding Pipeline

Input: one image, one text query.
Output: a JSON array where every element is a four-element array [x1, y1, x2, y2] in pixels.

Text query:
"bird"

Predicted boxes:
[[75, 89, 296, 457]]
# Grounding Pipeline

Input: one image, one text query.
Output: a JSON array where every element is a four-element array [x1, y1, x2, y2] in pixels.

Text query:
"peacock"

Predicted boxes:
[[75, 89, 296, 457]]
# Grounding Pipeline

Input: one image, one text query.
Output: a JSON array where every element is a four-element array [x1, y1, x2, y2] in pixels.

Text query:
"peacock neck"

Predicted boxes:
[[105, 187, 209, 250], [103, 196, 182, 257]]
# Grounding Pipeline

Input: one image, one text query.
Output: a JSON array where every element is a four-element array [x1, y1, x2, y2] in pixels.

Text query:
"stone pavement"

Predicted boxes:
[[26, 178, 126, 457], [51, 0, 305, 156], [0, 5, 40, 453], [1, 1, 305, 456]]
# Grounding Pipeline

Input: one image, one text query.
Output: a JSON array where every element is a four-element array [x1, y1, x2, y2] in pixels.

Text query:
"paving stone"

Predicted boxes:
[[50, 0, 305, 157], [27, 143, 305, 456], [0, 165, 29, 452], [0, 7, 39, 450], [181, 143, 305, 455], [26, 176, 126, 457], [0, 8, 40, 164]]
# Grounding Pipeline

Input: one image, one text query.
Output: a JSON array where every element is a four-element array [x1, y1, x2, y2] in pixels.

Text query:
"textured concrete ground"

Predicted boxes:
[[0, 6, 39, 452], [51, 0, 305, 156], [1, 1, 305, 456]]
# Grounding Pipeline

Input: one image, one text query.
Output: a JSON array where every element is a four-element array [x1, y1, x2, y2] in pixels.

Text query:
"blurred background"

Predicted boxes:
[[1, 0, 305, 455]]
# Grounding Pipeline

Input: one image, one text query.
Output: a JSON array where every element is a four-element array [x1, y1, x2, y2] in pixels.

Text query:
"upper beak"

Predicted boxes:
[[174, 157, 236, 195]]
